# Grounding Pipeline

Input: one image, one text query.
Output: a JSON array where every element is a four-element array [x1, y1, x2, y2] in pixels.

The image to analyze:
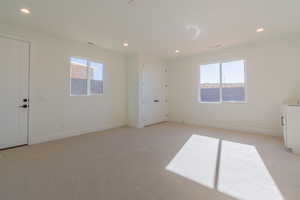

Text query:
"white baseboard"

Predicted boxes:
[[29, 122, 126, 145], [168, 119, 281, 137]]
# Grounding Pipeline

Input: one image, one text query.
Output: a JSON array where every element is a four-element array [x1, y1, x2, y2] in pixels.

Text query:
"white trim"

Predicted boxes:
[[27, 41, 31, 146], [222, 101, 247, 104], [219, 62, 223, 102], [168, 120, 281, 137], [86, 60, 91, 95], [0, 33, 31, 44], [70, 94, 104, 97], [197, 64, 201, 102], [198, 59, 247, 104], [199, 101, 221, 104]]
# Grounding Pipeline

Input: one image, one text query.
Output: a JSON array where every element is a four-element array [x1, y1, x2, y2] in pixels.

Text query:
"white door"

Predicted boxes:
[[142, 63, 168, 126], [0, 36, 29, 149]]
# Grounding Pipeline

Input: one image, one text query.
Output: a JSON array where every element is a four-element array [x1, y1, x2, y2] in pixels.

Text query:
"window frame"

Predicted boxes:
[[69, 57, 104, 96], [198, 60, 247, 104]]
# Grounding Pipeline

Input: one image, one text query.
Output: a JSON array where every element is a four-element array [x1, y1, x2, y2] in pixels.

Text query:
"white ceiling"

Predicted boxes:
[[1, 0, 300, 59]]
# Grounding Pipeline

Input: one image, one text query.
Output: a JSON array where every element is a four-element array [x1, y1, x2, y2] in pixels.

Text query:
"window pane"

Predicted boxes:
[[89, 61, 103, 94], [71, 79, 88, 95], [222, 60, 245, 102], [70, 57, 88, 95], [200, 63, 220, 102]]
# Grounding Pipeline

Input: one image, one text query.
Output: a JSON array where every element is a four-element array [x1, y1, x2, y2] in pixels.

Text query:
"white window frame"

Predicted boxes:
[[198, 60, 247, 104], [70, 57, 104, 96]]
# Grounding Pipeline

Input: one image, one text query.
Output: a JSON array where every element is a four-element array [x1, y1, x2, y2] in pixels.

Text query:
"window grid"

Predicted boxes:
[[86, 61, 91, 96], [70, 57, 103, 96], [219, 63, 223, 103], [199, 60, 246, 103]]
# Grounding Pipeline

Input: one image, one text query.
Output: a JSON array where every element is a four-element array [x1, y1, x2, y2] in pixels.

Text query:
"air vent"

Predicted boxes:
[[128, 0, 136, 6]]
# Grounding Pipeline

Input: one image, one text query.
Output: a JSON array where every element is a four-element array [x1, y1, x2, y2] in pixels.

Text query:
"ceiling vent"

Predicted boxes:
[[128, 0, 136, 6]]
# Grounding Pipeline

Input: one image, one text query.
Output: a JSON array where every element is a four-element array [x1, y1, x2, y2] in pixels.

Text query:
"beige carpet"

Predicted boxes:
[[0, 122, 299, 200]]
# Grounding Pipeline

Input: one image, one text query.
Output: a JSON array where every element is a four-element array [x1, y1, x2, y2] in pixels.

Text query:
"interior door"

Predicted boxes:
[[0, 36, 29, 149], [142, 63, 168, 126]]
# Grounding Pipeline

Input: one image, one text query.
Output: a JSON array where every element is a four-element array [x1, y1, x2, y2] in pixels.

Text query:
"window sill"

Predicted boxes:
[[70, 94, 104, 97], [198, 101, 221, 104], [222, 101, 247, 104], [198, 100, 247, 104]]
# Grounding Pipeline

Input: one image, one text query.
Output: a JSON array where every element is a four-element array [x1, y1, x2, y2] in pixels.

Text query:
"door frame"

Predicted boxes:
[[0, 34, 31, 146], [140, 63, 168, 127]]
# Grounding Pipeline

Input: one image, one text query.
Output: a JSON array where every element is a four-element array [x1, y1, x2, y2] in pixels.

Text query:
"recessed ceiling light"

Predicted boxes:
[[175, 50, 180, 53], [256, 27, 264, 33], [123, 43, 129, 47], [20, 8, 30, 14]]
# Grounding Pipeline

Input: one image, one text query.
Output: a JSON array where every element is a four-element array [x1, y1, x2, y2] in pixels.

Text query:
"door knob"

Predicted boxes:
[[19, 104, 29, 108], [154, 100, 160, 102]]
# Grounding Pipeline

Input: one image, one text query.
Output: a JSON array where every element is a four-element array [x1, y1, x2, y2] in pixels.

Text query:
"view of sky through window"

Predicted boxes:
[[222, 60, 245, 84], [200, 63, 220, 84], [90, 61, 103, 80]]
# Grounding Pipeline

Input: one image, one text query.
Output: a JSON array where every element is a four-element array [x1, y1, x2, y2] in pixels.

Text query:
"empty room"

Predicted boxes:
[[1, 0, 300, 199]]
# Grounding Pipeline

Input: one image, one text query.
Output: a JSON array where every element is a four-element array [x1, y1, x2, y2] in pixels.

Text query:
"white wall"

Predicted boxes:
[[168, 38, 300, 136], [0, 23, 127, 144], [2, 22, 299, 141], [127, 55, 142, 128]]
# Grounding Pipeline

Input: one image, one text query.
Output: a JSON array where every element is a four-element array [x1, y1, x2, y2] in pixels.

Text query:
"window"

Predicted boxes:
[[70, 57, 103, 96], [199, 60, 245, 103], [221, 60, 245, 102], [200, 63, 220, 102]]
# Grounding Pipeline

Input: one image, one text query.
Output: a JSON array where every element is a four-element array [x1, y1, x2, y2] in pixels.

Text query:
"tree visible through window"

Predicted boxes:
[[70, 57, 103, 96], [199, 60, 245, 103]]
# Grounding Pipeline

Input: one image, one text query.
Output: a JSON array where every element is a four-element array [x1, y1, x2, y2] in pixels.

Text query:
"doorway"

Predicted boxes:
[[0, 36, 30, 149], [141, 63, 168, 126]]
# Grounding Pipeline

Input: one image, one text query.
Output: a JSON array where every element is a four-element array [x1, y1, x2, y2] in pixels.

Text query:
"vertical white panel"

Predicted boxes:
[[0, 36, 29, 148], [142, 60, 168, 126]]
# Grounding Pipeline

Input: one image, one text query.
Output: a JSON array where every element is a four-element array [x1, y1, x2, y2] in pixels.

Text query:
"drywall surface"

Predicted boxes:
[[0, 23, 127, 143], [168, 38, 300, 136]]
